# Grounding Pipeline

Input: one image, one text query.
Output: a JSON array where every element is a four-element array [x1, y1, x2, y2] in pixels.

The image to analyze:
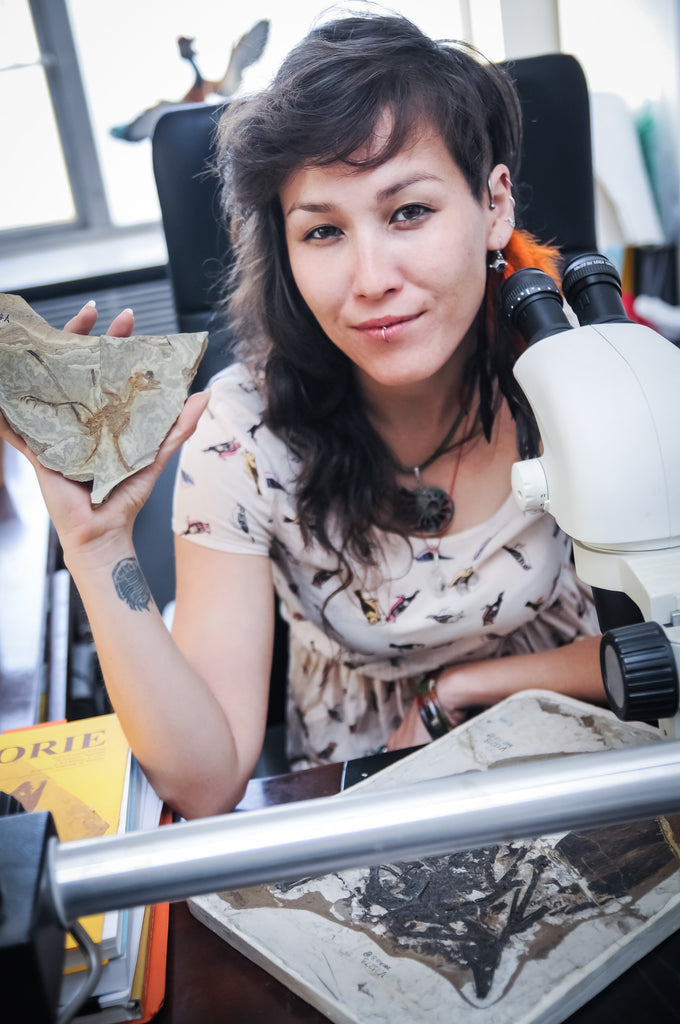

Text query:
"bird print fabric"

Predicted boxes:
[[172, 364, 600, 768]]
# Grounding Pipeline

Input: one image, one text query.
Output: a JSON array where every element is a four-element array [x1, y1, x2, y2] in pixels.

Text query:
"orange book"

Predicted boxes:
[[0, 713, 131, 965], [131, 808, 172, 1022]]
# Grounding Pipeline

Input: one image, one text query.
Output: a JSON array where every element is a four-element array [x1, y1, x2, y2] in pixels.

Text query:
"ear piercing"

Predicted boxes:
[[488, 175, 516, 223], [507, 191, 518, 227], [489, 250, 508, 274], [487, 176, 496, 210]]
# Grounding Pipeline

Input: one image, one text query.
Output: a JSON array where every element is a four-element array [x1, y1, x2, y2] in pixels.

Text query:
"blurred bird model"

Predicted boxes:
[[110, 21, 270, 142]]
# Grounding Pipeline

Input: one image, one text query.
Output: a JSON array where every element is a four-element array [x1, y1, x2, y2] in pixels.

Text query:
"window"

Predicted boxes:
[[1, 0, 76, 232], [558, 0, 678, 255], [2, 0, 503, 249]]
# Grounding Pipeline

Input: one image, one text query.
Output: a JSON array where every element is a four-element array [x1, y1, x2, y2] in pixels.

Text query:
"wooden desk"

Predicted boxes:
[[155, 763, 680, 1024]]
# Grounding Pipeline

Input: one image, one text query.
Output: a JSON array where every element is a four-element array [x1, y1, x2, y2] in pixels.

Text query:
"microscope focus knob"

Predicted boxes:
[[511, 459, 549, 512], [600, 621, 679, 722]]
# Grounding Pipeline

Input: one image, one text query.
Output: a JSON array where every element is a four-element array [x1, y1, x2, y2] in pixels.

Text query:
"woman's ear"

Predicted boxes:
[[486, 164, 515, 250]]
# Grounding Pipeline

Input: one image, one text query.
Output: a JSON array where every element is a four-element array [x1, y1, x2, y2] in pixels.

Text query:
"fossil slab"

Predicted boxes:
[[191, 694, 677, 1024], [0, 293, 208, 504]]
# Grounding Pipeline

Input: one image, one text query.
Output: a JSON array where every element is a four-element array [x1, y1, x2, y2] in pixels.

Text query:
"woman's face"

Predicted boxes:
[[280, 127, 513, 397]]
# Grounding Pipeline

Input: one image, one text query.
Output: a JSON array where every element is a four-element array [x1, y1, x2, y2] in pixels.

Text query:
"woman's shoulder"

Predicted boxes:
[[201, 361, 267, 429], [207, 361, 264, 405], [199, 361, 294, 476]]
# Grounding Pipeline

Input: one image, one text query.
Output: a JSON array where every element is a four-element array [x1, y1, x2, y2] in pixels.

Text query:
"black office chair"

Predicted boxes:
[[139, 108, 289, 775], [131, 107, 238, 626], [152, 102, 235, 390], [134, 102, 235, 620], [138, 53, 597, 774], [502, 53, 597, 263]]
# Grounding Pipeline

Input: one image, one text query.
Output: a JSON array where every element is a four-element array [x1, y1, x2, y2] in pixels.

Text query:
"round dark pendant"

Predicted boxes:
[[397, 485, 454, 535]]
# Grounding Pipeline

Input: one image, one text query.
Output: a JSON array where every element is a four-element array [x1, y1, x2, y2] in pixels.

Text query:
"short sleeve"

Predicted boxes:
[[171, 365, 290, 556]]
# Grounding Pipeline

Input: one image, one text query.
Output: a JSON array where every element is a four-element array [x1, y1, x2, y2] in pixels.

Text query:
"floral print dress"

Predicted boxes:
[[172, 363, 599, 768]]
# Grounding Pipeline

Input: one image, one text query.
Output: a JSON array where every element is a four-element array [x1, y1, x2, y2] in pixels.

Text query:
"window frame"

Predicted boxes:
[[1, 0, 111, 254], [3, 0, 556, 259]]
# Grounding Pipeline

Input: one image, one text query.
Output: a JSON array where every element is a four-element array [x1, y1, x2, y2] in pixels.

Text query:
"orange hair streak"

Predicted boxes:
[[502, 228, 563, 282], [485, 228, 563, 348]]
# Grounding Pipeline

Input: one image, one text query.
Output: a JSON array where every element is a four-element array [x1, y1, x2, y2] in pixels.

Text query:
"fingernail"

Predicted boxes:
[[85, 299, 96, 308], [121, 308, 134, 316]]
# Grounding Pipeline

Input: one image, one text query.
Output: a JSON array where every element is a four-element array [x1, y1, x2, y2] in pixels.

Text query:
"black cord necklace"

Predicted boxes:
[[393, 407, 467, 535]]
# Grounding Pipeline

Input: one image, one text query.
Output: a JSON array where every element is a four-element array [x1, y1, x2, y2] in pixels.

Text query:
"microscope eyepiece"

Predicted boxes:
[[500, 267, 572, 346], [562, 252, 630, 326], [502, 253, 631, 347]]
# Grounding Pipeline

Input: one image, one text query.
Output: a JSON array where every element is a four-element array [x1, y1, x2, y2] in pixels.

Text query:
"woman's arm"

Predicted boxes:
[[66, 537, 275, 818], [8, 429, 275, 817], [386, 635, 605, 751], [1, 304, 275, 818]]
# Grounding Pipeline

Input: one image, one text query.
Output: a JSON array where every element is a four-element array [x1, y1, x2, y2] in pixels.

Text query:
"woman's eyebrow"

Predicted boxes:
[[284, 173, 444, 218], [285, 200, 335, 217], [376, 172, 443, 202]]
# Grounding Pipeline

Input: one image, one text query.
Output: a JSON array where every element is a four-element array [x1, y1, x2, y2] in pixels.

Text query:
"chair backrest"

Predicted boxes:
[[152, 102, 229, 330], [152, 102, 234, 391], [503, 53, 597, 261]]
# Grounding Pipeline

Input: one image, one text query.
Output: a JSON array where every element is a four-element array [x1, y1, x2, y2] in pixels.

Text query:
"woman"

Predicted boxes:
[[0, 13, 604, 818]]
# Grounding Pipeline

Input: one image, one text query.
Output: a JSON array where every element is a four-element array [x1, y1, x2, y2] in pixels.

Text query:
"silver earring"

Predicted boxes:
[[489, 250, 507, 274], [506, 215, 516, 228], [487, 176, 496, 209]]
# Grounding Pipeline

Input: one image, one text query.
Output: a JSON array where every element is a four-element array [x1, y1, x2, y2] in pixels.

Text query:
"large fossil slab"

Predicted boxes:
[[0, 293, 208, 504]]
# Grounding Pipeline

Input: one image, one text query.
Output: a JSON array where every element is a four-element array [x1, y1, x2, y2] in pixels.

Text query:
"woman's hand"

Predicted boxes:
[[0, 302, 208, 561], [63, 301, 133, 339], [385, 699, 432, 750], [386, 685, 467, 751]]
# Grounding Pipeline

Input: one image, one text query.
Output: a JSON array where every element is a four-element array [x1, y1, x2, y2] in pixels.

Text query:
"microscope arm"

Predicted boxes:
[[510, 318, 680, 729]]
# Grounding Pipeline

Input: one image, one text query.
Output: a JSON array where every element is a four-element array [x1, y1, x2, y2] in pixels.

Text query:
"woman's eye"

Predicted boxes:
[[304, 224, 341, 241], [392, 203, 432, 224]]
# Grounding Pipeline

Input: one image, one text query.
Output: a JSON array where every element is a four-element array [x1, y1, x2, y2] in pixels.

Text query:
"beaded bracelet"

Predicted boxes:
[[416, 672, 452, 740]]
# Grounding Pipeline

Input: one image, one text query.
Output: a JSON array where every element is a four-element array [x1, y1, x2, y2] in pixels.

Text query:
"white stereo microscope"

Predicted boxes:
[[504, 253, 680, 731]]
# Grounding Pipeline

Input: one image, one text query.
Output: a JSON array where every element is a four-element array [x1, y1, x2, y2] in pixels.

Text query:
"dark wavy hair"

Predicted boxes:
[[214, 11, 544, 564]]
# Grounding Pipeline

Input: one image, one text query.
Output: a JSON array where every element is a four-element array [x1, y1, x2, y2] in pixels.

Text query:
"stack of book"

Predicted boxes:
[[0, 713, 168, 1023]]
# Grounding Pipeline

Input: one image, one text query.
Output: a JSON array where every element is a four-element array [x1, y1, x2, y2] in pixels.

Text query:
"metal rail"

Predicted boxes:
[[49, 741, 680, 926]]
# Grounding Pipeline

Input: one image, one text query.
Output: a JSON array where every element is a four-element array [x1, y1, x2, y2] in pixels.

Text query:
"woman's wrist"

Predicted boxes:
[[416, 672, 451, 738], [415, 671, 471, 737], [61, 525, 138, 589], [435, 664, 486, 722]]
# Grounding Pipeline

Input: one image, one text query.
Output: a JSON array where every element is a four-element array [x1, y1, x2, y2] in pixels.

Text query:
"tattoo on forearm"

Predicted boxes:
[[112, 557, 152, 611]]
